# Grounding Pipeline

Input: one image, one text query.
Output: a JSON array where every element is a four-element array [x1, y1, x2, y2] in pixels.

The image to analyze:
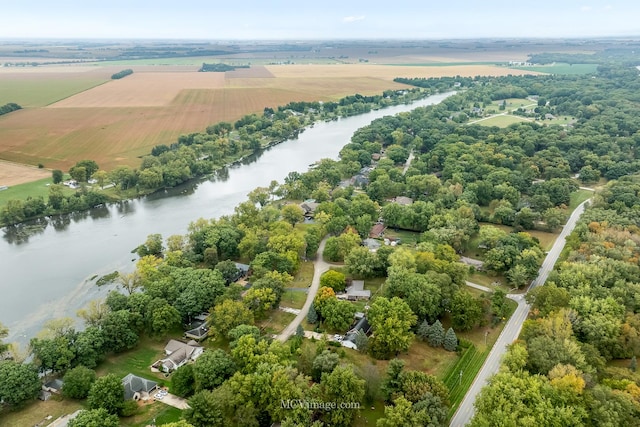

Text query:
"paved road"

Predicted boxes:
[[276, 236, 330, 342], [450, 199, 591, 426]]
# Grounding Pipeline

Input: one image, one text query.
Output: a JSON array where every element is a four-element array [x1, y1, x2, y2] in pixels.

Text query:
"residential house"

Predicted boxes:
[[300, 199, 319, 218], [369, 223, 386, 238], [185, 324, 209, 341], [122, 373, 158, 401], [233, 262, 251, 281], [154, 339, 204, 373], [363, 238, 381, 251], [338, 280, 371, 301], [342, 313, 371, 350]]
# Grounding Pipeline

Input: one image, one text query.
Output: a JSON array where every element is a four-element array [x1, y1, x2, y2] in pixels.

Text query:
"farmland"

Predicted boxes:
[[1, 38, 598, 177], [0, 62, 537, 172]]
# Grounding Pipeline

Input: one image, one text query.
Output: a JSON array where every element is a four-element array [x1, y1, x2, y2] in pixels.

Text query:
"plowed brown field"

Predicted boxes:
[[0, 160, 49, 186]]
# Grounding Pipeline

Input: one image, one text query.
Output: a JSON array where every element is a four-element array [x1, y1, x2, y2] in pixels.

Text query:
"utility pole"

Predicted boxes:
[[459, 370, 463, 386], [484, 330, 489, 346]]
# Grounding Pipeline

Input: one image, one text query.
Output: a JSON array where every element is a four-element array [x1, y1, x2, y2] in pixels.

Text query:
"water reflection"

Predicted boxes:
[[2, 220, 47, 244]]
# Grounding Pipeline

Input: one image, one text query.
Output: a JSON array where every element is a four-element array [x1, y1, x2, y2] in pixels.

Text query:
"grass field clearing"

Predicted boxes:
[[96, 337, 167, 384], [121, 403, 182, 427], [569, 188, 594, 210], [0, 176, 75, 208], [0, 397, 84, 427], [282, 289, 307, 309], [475, 114, 532, 127]]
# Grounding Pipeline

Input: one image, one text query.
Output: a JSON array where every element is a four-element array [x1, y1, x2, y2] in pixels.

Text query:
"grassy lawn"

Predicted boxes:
[[364, 277, 385, 295], [383, 229, 421, 246], [290, 261, 314, 288], [0, 176, 75, 208], [476, 114, 531, 127], [569, 188, 594, 210], [528, 229, 559, 251], [257, 310, 296, 335], [0, 396, 84, 427], [443, 345, 490, 418], [282, 289, 307, 309], [354, 403, 386, 427], [121, 402, 183, 427], [468, 271, 506, 289], [541, 115, 575, 125], [490, 98, 534, 108], [96, 337, 168, 385]]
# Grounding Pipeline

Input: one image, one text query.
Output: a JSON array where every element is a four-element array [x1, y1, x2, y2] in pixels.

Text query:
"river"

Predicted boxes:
[[0, 92, 452, 344]]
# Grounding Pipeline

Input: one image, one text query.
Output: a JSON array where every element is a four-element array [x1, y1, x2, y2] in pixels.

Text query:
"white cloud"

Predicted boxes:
[[580, 5, 592, 12], [342, 15, 365, 23], [603, 4, 613, 11]]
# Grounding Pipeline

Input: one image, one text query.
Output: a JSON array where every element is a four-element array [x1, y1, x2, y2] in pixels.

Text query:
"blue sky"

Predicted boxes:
[[1, 0, 638, 39]]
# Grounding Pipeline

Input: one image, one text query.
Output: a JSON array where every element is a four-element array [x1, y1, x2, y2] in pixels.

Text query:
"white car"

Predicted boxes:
[[155, 393, 164, 400]]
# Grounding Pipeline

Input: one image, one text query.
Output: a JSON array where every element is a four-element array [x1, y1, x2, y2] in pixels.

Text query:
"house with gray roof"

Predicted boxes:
[[154, 339, 204, 373], [338, 280, 371, 301], [122, 373, 158, 401]]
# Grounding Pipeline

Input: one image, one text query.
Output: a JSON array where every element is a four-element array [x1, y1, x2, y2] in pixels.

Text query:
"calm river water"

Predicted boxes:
[[0, 92, 452, 343]]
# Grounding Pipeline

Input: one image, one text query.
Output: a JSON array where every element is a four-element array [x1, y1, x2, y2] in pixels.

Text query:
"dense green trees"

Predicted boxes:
[[368, 297, 417, 359], [0, 361, 41, 406], [63, 366, 96, 399], [86, 374, 125, 415], [68, 408, 119, 427], [472, 173, 640, 425]]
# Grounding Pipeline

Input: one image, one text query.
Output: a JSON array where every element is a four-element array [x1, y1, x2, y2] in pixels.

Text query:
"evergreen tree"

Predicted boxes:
[[307, 304, 318, 324], [381, 359, 405, 402], [630, 355, 637, 372], [444, 327, 458, 352], [296, 324, 305, 338], [427, 320, 445, 348], [354, 329, 369, 352], [417, 320, 430, 341]]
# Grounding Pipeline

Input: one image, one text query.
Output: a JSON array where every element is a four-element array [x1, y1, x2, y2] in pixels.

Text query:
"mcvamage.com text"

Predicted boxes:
[[281, 399, 361, 411]]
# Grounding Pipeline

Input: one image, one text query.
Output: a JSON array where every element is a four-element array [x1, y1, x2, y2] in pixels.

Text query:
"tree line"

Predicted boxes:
[[111, 69, 133, 79], [0, 102, 21, 116]]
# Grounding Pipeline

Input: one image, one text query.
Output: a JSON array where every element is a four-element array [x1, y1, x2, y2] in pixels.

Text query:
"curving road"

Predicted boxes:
[[276, 236, 330, 342], [450, 199, 591, 426]]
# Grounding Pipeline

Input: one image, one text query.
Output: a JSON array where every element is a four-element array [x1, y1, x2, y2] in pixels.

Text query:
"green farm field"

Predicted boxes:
[[510, 62, 599, 75], [0, 78, 107, 107]]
